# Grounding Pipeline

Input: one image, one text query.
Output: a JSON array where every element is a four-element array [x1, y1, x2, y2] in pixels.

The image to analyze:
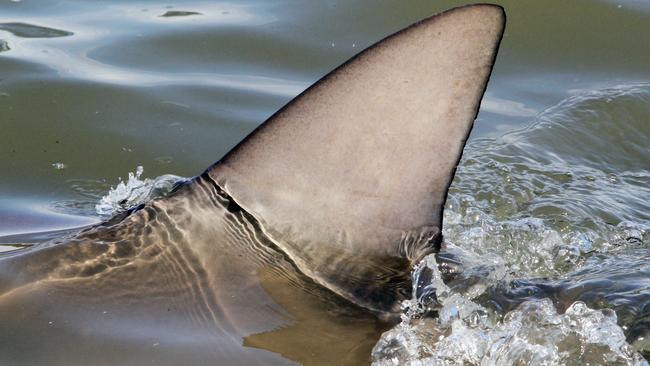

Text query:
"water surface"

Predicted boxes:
[[0, 0, 649, 365]]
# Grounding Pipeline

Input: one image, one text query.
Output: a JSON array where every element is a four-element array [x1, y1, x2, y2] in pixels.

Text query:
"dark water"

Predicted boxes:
[[1, 0, 649, 365]]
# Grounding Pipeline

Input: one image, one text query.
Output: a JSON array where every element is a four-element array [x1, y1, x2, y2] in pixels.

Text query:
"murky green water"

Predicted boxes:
[[0, 0, 649, 365]]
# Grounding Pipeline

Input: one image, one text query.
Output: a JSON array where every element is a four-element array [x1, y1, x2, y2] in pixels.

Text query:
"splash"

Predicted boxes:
[[95, 166, 184, 217], [445, 84, 649, 279], [372, 255, 647, 366], [373, 84, 650, 365]]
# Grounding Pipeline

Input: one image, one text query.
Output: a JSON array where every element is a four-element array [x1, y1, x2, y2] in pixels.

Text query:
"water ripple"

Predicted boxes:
[[0, 22, 72, 38], [373, 84, 650, 364]]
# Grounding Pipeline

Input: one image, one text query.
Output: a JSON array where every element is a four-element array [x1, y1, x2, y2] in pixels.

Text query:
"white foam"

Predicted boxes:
[[372, 255, 647, 366], [95, 166, 183, 217]]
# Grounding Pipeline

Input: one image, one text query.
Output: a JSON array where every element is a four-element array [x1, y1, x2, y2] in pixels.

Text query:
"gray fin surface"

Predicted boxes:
[[207, 4, 505, 312]]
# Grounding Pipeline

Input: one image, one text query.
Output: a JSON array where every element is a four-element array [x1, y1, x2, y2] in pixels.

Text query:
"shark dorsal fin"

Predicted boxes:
[[208, 4, 505, 312]]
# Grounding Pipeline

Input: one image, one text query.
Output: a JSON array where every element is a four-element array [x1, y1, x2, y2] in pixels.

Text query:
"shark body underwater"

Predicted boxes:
[[0, 4, 505, 366]]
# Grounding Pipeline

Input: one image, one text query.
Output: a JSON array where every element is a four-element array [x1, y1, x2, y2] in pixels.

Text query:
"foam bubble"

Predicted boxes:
[[95, 166, 184, 216]]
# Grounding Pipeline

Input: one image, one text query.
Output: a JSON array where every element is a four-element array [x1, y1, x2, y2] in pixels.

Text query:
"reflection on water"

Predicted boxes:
[[0, 0, 649, 365], [0, 243, 31, 253], [0, 198, 98, 237], [160, 11, 203, 18], [0, 22, 72, 38]]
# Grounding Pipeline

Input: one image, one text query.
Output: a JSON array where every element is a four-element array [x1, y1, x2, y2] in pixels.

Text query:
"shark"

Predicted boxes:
[[0, 4, 505, 365]]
